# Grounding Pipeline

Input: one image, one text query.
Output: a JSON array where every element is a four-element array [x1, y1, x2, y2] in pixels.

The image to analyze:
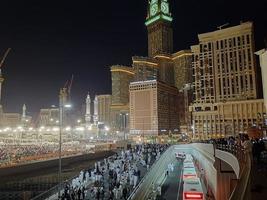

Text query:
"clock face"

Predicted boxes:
[[161, 2, 169, 14], [150, 4, 158, 16]]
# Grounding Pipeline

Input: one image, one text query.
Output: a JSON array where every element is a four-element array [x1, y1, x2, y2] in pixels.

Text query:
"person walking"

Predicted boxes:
[[122, 186, 128, 200]]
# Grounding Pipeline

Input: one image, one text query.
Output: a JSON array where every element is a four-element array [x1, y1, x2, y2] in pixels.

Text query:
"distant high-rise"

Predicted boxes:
[[38, 108, 59, 126], [110, 65, 134, 131], [97, 95, 111, 126]]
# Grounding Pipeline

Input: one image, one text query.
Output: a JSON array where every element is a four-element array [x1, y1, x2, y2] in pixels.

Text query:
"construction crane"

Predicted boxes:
[[63, 74, 74, 101], [0, 48, 11, 75], [217, 23, 229, 30]]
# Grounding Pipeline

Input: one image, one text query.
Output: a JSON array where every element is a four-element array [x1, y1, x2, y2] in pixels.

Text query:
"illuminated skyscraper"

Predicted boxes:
[[146, 0, 173, 57], [109, 0, 194, 136], [190, 22, 266, 139], [110, 65, 134, 131], [192, 22, 258, 103]]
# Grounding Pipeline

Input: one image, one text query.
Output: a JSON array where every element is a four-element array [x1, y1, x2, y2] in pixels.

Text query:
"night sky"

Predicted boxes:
[[0, 0, 266, 117]]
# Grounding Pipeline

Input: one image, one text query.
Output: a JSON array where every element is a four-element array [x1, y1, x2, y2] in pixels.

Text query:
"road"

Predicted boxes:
[[159, 159, 183, 200]]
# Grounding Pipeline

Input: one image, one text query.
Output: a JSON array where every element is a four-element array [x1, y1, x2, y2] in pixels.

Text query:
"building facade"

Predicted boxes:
[[191, 22, 266, 139], [38, 108, 59, 126], [129, 80, 179, 137], [192, 22, 257, 104]]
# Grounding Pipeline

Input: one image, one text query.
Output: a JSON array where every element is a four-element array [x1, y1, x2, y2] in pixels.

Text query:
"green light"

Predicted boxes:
[[162, 15, 173, 22], [145, 15, 161, 26], [145, 14, 173, 26]]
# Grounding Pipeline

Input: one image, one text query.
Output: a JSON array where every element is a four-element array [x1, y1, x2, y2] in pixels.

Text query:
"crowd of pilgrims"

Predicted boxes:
[[203, 134, 267, 164], [0, 142, 93, 167], [0, 144, 58, 167], [61, 143, 170, 200]]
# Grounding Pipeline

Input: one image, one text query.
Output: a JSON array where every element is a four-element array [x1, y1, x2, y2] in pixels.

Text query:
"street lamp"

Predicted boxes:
[[58, 99, 71, 199]]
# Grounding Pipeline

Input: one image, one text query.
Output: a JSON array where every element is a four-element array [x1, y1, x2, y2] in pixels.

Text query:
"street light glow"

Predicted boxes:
[[65, 126, 71, 131], [53, 127, 59, 132], [64, 104, 72, 108]]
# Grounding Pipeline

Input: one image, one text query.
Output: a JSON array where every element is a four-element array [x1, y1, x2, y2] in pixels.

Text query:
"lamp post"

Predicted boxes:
[[142, 117, 145, 144], [58, 89, 71, 199]]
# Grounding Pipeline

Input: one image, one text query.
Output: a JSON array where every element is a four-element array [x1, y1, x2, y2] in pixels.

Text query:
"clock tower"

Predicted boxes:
[[145, 0, 173, 57]]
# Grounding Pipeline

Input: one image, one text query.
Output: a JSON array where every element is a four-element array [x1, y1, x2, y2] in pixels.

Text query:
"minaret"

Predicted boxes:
[[21, 104, 26, 123], [93, 95, 98, 125], [145, 0, 173, 57], [22, 104, 26, 118], [85, 93, 91, 124]]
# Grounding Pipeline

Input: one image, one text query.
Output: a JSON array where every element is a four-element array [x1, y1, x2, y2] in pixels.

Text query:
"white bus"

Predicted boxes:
[[183, 178, 204, 200], [183, 168, 198, 180], [183, 162, 195, 169]]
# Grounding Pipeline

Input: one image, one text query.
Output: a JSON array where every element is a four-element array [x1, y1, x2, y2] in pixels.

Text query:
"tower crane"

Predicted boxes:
[[63, 74, 74, 101], [0, 48, 11, 75], [0, 48, 11, 104], [217, 23, 229, 30]]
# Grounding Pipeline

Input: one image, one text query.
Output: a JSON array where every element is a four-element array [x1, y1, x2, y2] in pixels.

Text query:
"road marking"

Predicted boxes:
[[177, 163, 183, 200]]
